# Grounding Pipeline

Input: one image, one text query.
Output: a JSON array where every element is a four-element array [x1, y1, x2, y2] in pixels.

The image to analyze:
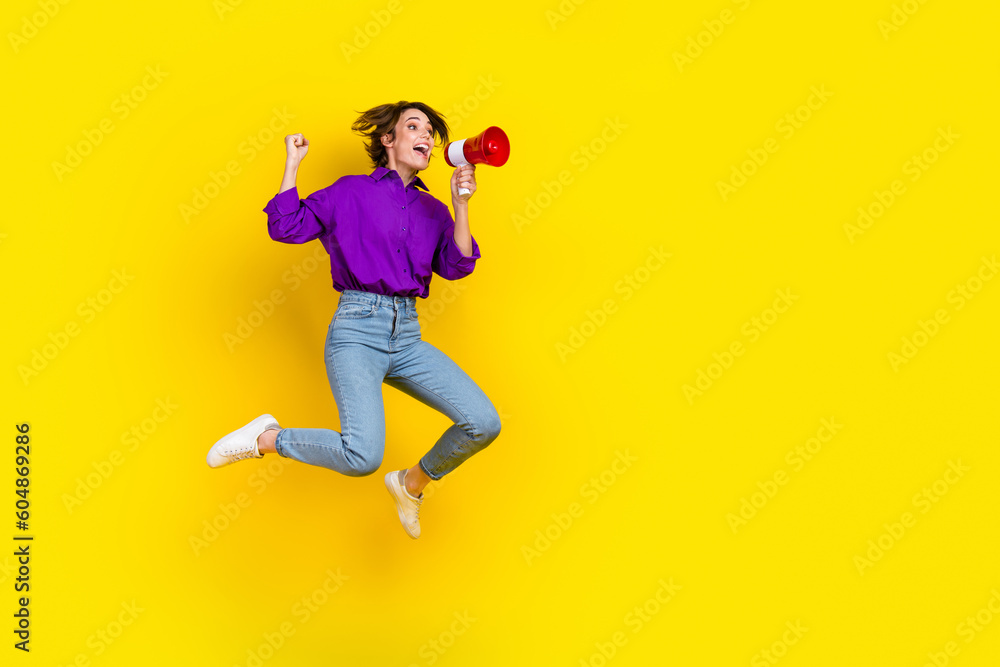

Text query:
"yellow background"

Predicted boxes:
[[3, 0, 999, 664]]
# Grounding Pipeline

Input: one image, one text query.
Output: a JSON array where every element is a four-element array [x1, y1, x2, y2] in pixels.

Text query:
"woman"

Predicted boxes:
[[206, 101, 502, 539]]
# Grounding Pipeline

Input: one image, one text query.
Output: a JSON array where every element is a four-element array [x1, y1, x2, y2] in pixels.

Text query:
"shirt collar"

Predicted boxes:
[[370, 167, 429, 192]]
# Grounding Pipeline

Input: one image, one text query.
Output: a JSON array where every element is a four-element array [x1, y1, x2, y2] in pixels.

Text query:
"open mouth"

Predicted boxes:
[[413, 143, 430, 159]]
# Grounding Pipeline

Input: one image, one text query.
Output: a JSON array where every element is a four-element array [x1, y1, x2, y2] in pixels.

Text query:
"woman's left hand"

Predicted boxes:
[[451, 164, 476, 204]]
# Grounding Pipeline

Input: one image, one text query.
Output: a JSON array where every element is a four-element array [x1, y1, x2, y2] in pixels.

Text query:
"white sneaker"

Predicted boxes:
[[206, 414, 279, 468], [384, 470, 423, 539]]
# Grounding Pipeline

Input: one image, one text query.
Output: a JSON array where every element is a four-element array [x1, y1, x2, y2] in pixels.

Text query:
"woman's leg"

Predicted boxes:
[[268, 320, 391, 476], [384, 339, 502, 493]]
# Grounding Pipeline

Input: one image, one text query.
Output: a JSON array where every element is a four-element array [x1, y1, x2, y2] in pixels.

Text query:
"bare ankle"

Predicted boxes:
[[403, 471, 422, 497], [257, 428, 279, 454]]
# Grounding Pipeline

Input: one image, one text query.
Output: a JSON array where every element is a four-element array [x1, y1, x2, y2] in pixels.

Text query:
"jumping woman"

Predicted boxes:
[[206, 101, 502, 539]]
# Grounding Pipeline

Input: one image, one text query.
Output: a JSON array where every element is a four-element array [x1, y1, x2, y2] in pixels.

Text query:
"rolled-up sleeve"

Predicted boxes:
[[263, 186, 333, 244], [432, 219, 481, 280]]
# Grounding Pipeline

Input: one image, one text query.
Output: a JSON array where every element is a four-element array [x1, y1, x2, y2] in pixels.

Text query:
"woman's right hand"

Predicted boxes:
[[285, 133, 309, 163]]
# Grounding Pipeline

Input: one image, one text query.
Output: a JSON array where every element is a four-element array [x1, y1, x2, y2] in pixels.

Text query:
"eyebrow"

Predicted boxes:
[[405, 117, 431, 125]]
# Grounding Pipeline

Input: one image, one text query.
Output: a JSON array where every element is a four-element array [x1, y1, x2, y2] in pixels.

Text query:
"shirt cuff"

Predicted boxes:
[[263, 187, 301, 216], [446, 233, 481, 273]]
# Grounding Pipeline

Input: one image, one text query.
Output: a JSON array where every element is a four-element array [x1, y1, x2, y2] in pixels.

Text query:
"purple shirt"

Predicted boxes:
[[263, 167, 480, 298]]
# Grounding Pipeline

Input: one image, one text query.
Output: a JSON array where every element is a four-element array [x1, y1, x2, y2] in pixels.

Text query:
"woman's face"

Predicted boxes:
[[382, 108, 435, 173]]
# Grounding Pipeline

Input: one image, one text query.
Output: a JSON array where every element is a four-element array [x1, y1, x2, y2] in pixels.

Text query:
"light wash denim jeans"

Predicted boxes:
[[273, 289, 501, 480]]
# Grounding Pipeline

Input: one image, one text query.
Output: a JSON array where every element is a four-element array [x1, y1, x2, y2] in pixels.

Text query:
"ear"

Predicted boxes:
[[381, 132, 393, 147]]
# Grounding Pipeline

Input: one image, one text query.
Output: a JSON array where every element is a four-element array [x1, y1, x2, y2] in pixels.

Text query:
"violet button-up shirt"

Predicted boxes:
[[263, 167, 481, 299]]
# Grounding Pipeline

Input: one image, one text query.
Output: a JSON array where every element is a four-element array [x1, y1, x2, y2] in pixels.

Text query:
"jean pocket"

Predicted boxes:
[[336, 302, 377, 319]]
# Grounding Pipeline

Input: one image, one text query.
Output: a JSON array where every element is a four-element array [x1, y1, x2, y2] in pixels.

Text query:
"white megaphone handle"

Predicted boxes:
[[447, 140, 471, 195]]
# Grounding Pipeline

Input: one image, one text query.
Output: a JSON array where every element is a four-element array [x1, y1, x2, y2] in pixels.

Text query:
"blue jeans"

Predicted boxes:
[[273, 290, 501, 480]]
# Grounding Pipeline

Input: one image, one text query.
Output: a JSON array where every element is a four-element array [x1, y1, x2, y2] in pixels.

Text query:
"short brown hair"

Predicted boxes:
[[351, 101, 450, 168]]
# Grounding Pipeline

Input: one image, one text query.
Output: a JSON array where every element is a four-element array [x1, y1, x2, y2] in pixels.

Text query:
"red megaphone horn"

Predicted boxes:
[[444, 126, 510, 194]]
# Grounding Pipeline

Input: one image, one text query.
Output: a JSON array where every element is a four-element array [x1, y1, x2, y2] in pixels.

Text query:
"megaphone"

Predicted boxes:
[[444, 126, 510, 195]]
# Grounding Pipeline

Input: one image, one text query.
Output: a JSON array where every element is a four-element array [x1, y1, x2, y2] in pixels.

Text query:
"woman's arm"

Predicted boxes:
[[432, 164, 481, 279], [280, 133, 309, 193], [263, 133, 331, 244], [453, 203, 473, 257], [450, 164, 476, 257]]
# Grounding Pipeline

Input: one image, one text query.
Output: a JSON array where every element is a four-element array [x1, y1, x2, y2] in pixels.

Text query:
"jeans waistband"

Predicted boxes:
[[339, 289, 416, 308]]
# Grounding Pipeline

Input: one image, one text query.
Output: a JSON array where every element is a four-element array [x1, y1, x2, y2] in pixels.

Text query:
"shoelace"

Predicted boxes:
[[225, 443, 257, 462]]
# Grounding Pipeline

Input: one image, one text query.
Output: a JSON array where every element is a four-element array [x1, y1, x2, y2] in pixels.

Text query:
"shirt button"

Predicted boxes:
[[402, 206, 406, 209]]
